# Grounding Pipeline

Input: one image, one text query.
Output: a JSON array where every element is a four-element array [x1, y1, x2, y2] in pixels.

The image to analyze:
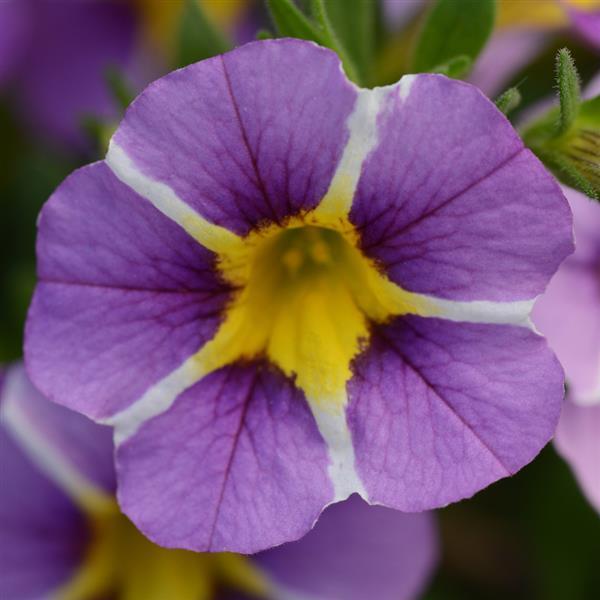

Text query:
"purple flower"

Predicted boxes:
[[568, 4, 600, 50], [0, 364, 438, 600], [533, 185, 600, 512], [554, 401, 600, 512], [470, 0, 600, 96], [0, 0, 139, 148], [25, 39, 573, 553], [534, 187, 600, 404], [469, 28, 549, 96], [0, 0, 29, 87]]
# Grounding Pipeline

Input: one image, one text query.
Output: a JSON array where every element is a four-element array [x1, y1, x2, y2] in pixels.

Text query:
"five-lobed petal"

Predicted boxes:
[[25, 39, 573, 552]]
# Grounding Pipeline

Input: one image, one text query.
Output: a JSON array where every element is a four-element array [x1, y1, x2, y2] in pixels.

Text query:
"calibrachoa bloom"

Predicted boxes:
[[0, 0, 139, 148], [26, 39, 573, 552], [0, 364, 438, 600], [533, 186, 600, 512]]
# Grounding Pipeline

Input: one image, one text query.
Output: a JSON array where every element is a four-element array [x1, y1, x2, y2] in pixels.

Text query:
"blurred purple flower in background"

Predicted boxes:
[[534, 187, 600, 405], [471, 0, 600, 96], [554, 401, 600, 512], [568, 2, 600, 48], [382, 0, 423, 28], [532, 72, 600, 513], [0, 364, 438, 600], [0, 0, 141, 149], [24, 38, 573, 553], [0, 0, 30, 87], [533, 186, 600, 513]]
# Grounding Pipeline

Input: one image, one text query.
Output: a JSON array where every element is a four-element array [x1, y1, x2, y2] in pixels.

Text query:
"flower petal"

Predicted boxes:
[[25, 162, 230, 420], [116, 363, 333, 553], [533, 186, 600, 403], [108, 39, 356, 237], [35, 162, 227, 293], [350, 74, 572, 302], [0, 395, 86, 599], [555, 400, 600, 513], [255, 495, 439, 600], [347, 316, 564, 510]]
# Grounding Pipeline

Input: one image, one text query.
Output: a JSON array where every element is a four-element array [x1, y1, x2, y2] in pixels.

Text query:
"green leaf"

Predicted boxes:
[[430, 54, 472, 79], [309, 0, 361, 83], [80, 115, 116, 155], [495, 87, 522, 116], [555, 47, 581, 136], [256, 29, 274, 40], [563, 96, 600, 197], [538, 148, 598, 200], [176, 0, 231, 68], [266, 0, 324, 43], [523, 94, 600, 200], [266, 0, 362, 84], [522, 51, 599, 200], [412, 0, 496, 74], [104, 65, 134, 111], [312, 0, 376, 84]]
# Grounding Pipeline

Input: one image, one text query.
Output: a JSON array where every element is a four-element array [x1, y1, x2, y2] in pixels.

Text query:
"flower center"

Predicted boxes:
[[206, 218, 423, 406]]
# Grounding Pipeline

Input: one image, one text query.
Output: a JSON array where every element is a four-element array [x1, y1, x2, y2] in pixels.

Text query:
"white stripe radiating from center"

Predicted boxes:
[[101, 350, 210, 445], [100, 79, 419, 450], [0, 368, 112, 513], [106, 140, 241, 254], [306, 392, 367, 501], [421, 296, 536, 328], [314, 75, 416, 220]]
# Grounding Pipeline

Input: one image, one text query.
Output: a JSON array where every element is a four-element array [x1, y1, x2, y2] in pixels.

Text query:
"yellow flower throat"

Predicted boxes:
[[202, 214, 427, 406]]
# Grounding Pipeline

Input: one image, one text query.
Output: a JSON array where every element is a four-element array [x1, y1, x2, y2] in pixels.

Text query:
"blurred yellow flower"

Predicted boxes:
[[134, 0, 250, 56], [498, 0, 600, 29]]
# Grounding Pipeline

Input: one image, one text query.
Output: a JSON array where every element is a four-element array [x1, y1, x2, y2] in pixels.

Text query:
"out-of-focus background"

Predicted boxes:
[[1, 2, 599, 599]]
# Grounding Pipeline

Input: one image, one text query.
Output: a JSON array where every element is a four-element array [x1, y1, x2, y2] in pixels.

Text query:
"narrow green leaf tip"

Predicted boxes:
[[104, 66, 134, 111], [311, 0, 375, 85], [431, 55, 473, 79], [266, 0, 324, 43], [555, 47, 581, 136], [256, 29, 274, 40], [177, 0, 231, 68], [309, 0, 361, 84], [495, 87, 522, 116]]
